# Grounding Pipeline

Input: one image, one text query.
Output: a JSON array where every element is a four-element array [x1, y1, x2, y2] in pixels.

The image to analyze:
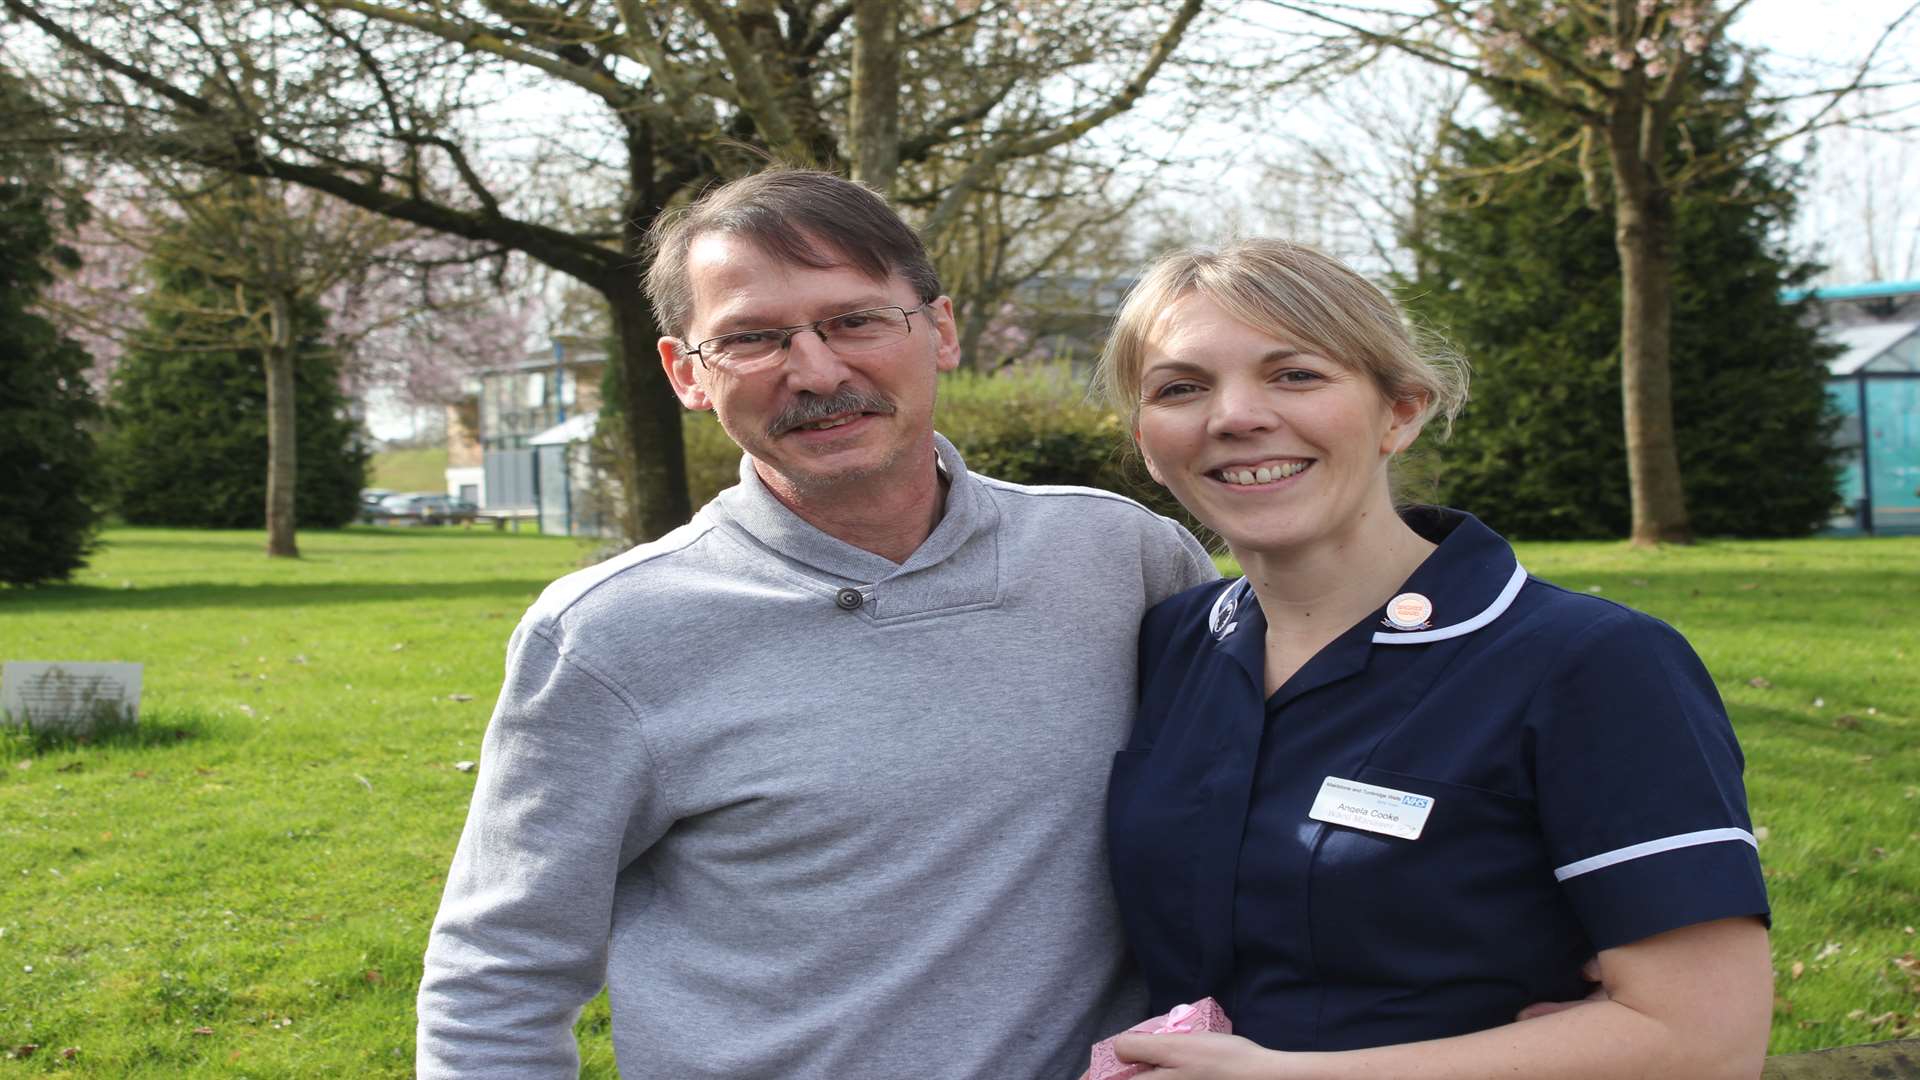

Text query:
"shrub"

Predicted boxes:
[[0, 179, 102, 586]]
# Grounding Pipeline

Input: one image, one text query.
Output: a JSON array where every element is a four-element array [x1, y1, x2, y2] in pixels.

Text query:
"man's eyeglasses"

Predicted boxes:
[[685, 304, 933, 373]]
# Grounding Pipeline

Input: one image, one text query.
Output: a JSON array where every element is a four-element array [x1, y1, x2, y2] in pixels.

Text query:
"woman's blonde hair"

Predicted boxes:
[[1094, 239, 1468, 437]]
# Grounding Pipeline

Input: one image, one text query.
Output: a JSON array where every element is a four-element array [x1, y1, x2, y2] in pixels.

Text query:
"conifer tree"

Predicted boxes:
[[1403, 46, 1840, 539], [0, 81, 101, 586], [103, 254, 366, 531]]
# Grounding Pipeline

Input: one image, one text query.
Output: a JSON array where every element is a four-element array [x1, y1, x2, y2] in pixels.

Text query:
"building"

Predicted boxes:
[[444, 339, 618, 536], [1796, 281, 1920, 535]]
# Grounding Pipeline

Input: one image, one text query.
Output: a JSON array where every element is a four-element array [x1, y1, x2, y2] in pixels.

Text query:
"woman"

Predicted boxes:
[[1095, 240, 1772, 1079]]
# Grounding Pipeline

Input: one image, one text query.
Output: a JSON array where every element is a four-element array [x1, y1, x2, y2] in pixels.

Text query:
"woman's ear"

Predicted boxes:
[[1382, 393, 1429, 456], [1135, 429, 1166, 486]]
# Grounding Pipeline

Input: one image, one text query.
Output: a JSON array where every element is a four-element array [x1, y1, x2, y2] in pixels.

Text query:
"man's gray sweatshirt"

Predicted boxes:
[[416, 435, 1216, 1078]]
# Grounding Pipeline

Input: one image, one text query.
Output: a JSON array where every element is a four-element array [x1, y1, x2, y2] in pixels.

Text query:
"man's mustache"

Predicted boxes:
[[767, 388, 897, 437]]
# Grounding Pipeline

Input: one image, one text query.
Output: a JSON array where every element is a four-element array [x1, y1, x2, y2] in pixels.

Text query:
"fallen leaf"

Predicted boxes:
[[453, 760, 477, 773], [389, 643, 406, 652], [56, 761, 82, 773], [1848, 1008, 1868, 1020], [192, 1026, 214, 1036], [1754, 826, 1771, 842], [9, 1044, 38, 1059], [1812, 697, 1825, 708], [1773, 995, 1793, 1014], [1815, 941, 1843, 962], [1856, 755, 1875, 765], [237, 704, 255, 717], [1791, 961, 1806, 979], [354, 774, 372, 792], [1872, 847, 1888, 859], [60, 1047, 77, 1060], [447, 693, 474, 703], [129, 770, 149, 779], [15, 760, 30, 771], [291, 654, 308, 665], [1748, 677, 1772, 690], [1587, 585, 1603, 594], [364, 969, 383, 984], [1834, 715, 1861, 730], [1739, 582, 1760, 590]]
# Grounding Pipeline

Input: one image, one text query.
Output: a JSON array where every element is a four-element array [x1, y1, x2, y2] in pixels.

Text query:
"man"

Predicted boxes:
[[416, 168, 1215, 1079]]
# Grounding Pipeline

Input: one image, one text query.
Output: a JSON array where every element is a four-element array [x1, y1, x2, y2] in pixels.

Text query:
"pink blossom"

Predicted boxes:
[[1636, 37, 1661, 59], [1683, 31, 1708, 55], [1637, 0, 1658, 16], [1611, 50, 1636, 71], [1585, 36, 1611, 58], [1646, 58, 1669, 78]]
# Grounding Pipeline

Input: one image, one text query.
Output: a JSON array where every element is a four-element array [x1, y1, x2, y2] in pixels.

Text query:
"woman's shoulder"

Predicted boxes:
[[1144, 576, 1242, 632]]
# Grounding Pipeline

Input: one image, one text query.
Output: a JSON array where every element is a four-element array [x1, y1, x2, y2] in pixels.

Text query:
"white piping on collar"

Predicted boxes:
[[1371, 563, 1529, 645]]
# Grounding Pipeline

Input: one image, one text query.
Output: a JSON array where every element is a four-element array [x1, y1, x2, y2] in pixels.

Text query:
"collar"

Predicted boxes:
[[1208, 507, 1527, 652], [711, 433, 996, 584]]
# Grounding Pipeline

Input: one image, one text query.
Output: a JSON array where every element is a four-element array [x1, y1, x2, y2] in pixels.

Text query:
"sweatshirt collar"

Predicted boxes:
[[712, 433, 997, 585]]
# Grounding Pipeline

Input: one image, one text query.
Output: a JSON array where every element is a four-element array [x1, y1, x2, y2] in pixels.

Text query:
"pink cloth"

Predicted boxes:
[[1089, 998, 1233, 1080]]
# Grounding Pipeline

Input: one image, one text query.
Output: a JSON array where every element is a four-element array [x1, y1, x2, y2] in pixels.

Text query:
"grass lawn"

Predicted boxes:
[[2, 528, 1916, 1075], [367, 448, 450, 495]]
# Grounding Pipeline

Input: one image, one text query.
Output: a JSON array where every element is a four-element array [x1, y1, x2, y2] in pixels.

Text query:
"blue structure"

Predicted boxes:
[[1793, 281, 1920, 535]]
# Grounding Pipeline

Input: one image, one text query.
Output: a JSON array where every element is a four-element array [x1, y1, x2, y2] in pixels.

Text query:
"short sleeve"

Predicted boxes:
[[1529, 608, 1769, 951]]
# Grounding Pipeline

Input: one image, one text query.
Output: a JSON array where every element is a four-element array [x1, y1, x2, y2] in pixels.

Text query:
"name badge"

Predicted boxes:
[[1308, 776, 1436, 840]]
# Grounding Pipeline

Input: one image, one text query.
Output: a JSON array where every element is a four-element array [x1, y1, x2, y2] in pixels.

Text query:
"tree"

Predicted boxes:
[[1403, 44, 1841, 538], [3, 0, 1206, 541], [103, 243, 368, 531], [1266, 0, 1916, 544], [0, 129, 101, 586], [81, 175, 408, 555]]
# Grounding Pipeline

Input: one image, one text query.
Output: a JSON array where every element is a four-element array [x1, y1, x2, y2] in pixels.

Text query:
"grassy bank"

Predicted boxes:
[[367, 448, 450, 494], [1, 529, 1915, 1075]]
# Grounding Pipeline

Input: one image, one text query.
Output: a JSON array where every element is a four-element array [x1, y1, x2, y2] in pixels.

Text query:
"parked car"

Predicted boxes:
[[376, 492, 480, 525], [357, 488, 396, 523]]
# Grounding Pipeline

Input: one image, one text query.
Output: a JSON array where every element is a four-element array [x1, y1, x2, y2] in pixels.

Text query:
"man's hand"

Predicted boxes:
[[1515, 955, 1607, 1021], [1109, 1031, 1284, 1079]]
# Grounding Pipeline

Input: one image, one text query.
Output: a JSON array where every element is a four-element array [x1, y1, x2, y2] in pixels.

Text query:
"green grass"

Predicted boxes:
[[1, 530, 1916, 1075], [367, 448, 450, 494]]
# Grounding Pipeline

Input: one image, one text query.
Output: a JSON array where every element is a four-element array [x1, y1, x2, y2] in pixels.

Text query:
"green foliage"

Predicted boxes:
[[0, 175, 102, 586], [101, 261, 367, 529], [1402, 47, 1842, 539]]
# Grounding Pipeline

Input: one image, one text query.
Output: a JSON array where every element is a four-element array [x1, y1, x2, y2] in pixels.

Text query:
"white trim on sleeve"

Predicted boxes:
[[1553, 827, 1759, 882]]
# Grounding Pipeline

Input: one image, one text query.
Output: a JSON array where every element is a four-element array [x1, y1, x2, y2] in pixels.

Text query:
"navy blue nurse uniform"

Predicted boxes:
[[1107, 507, 1769, 1052]]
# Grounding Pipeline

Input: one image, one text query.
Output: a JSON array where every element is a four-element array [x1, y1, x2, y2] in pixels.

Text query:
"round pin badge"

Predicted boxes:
[[1384, 591, 1433, 631]]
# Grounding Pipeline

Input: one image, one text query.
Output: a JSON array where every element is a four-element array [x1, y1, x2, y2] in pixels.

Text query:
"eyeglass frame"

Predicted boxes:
[[682, 302, 937, 371]]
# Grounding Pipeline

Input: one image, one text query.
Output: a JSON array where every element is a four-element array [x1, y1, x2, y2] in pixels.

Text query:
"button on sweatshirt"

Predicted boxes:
[[417, 435, 1216, 1079]]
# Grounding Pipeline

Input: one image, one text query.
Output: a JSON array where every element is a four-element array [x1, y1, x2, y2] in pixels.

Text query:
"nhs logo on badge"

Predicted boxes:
[[1399, 794, 1431, 810]]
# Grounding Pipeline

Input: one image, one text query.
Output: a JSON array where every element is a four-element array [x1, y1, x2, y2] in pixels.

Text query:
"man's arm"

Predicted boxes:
[[417, 621, 674, 1079]]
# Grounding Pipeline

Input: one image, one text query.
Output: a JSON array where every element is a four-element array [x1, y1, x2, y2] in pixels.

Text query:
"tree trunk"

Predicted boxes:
[[606, 277, 692, 541], [849, 0, 901, 193], [1613, 192, 1690, 546], [263, 293, 300, 558]]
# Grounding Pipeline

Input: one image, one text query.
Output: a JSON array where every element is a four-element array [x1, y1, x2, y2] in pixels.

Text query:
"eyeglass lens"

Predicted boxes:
[[700, 306, 915, 369]]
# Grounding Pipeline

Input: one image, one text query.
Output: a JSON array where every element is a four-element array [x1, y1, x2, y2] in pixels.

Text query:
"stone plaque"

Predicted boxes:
[[1, 662, 144, 736]]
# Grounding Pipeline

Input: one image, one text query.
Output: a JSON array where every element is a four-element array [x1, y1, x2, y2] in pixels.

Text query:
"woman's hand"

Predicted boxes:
[[1110, 1031, 1287, 1079]]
